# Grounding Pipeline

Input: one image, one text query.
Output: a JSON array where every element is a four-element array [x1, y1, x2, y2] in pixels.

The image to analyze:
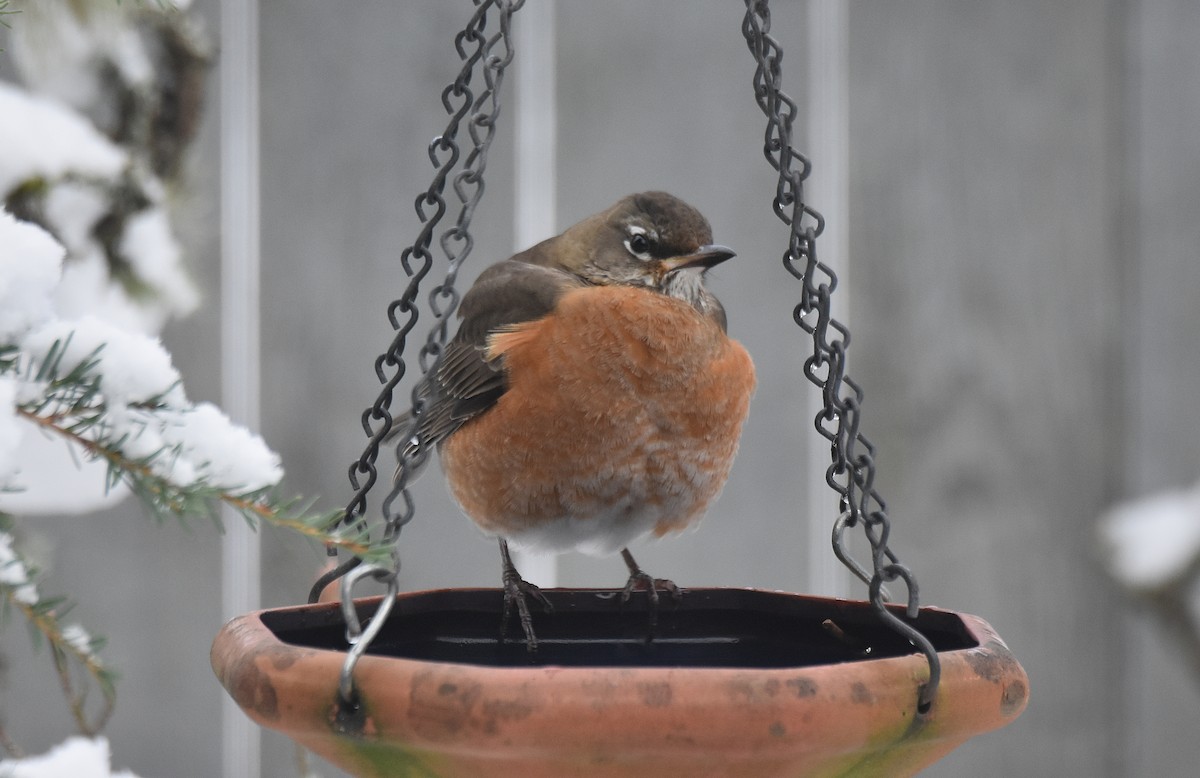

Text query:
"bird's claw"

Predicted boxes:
[[500, 571, 553, 652], [620, 571, 682, 635], [621, 571, 681, 605]]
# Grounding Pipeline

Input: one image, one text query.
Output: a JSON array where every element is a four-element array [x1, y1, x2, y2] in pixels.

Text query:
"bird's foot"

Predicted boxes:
[[619, 548, 682, 637], [498, 540, 553, 651], [500, 571, 553, 651]]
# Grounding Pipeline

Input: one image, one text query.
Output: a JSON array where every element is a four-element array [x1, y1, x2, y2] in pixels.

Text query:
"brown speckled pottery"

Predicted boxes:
[[212, 588, 1027, 777]]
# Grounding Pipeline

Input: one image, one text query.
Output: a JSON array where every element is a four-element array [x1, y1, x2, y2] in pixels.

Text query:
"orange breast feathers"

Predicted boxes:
[[439, 285, 756, 555]]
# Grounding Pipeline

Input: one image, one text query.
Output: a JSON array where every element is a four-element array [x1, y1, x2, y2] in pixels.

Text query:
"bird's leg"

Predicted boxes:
[[498, 538, 553, 651], [619, 547, 682, 634]]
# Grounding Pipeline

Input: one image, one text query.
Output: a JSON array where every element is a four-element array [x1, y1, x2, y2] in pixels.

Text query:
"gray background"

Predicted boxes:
[[3, 1, 1200, 776]]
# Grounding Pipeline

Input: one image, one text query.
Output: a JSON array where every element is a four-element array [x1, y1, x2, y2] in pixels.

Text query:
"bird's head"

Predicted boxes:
[[547, 192, 735, 327]]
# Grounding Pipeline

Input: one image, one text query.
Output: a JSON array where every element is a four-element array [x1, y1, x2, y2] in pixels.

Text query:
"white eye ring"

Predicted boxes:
[[625, 227, 653, 261]]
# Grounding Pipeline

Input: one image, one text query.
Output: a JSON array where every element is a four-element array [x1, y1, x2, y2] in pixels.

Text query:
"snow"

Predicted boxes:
[[2, 208, 282, 510], [160, 402, 283, 492], [1099, 484, 1200, 591], [51, 249, 168, 335], [42, 182, 109, 256], [0, 5, 275, 771], [0, 530, 40, 606], [120, 208, 202, 318], [0, 78, 200, 336], [20, 316, 186, 406], [46, 190, 201, 334], [0, 81, 126, 195], [9, 318, 284, 495], [105, 402, 283, 493], [0, 431, 132, 515], [60, 623, 94, 656], [0, 212, 64, 341], [0, 736, 141, 778], [0, 378, 22, 491], [8, 0, 153, 118]]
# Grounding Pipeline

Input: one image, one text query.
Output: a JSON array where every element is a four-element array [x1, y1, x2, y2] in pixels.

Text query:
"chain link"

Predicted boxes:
[[309, 0, 524, 707], [312, 0, 939, 715], [383, 0, 522, 541], [741, 0, 940, 713]]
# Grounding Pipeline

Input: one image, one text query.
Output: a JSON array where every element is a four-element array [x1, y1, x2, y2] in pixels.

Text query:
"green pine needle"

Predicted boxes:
[[14, 344, 390, 561], [1, 520, 116, 735], [3, 337, 397, 743]]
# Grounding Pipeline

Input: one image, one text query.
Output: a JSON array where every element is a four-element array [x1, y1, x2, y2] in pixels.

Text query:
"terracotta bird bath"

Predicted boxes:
[[212, 587, 1027, 777]]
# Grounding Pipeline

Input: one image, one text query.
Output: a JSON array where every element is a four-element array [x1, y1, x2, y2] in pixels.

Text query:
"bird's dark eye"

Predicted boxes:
[[627, 232, 651, 257]]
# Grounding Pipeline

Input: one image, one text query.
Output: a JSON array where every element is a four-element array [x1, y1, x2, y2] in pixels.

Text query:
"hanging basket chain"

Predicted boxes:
[[741, 0, 941, 713], [328, 0, 524, 707], [311, 0, 939, 715], [381, 0, 522, 545], [309, 0, 524, 696]]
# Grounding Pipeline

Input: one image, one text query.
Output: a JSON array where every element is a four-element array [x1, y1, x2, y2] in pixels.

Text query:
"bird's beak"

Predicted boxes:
[[659, 244, 737, 273]]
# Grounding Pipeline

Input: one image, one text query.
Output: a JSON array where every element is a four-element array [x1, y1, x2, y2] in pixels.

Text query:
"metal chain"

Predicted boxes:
[[382, 0, 522, 541], [312, 0, 938, 715], [311, 0, 524, 708], [741, 0, 940, 713]]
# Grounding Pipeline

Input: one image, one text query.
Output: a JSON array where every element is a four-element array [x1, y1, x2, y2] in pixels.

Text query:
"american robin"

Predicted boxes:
[[396, 191, 755, 648]]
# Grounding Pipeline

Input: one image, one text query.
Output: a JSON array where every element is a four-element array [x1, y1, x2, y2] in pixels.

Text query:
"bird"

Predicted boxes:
[[394, 191, 756, 649]]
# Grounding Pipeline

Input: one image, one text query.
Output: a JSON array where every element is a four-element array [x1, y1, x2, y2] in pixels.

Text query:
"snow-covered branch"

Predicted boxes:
[[0, 5, 379, 766], [0, 211, 382, 555], [0, 523, 116, 737], [1099, 484, 1200, 687], [0, 207, 383, 759], [0, 735, 141, 778]]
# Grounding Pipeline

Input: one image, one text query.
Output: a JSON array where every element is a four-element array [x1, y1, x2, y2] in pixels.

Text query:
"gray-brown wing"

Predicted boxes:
[[397, 260, 582, 460]]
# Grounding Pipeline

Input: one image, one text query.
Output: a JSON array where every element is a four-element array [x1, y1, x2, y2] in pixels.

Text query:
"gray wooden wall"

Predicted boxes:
[[4, 1, 1200, 776]]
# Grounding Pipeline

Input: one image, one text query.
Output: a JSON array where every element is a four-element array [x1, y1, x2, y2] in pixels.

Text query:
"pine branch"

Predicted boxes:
[[0, 1, 17, 54], [0, 520, 116, 737], [14, 405, 387, 563], [1, 331, 392, 748]]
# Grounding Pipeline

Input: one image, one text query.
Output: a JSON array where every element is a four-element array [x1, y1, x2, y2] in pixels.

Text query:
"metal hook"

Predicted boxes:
[[869, 566, 941, 714], [337, 563, 400, 706]]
